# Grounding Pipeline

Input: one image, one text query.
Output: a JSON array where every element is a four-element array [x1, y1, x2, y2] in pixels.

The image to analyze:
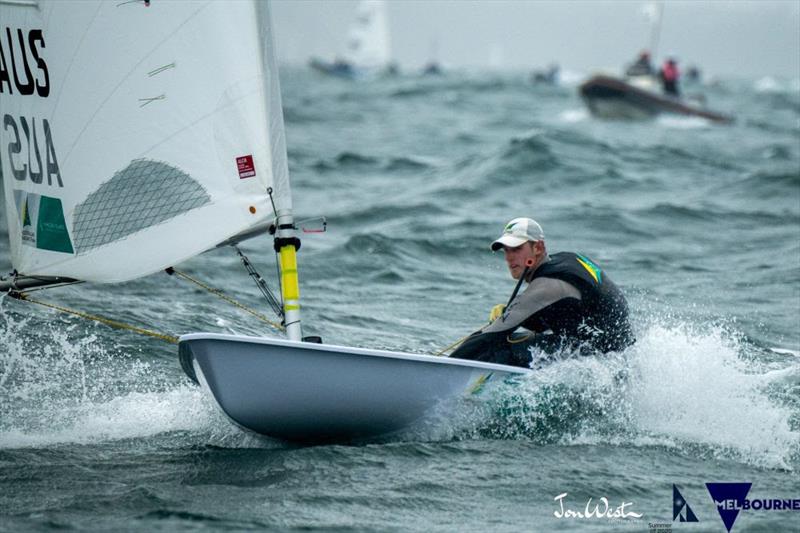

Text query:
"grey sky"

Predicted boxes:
[[271, 0, 800, 78]]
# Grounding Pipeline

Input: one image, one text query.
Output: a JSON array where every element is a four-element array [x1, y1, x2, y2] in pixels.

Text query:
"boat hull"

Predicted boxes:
[[308, 57, 360, 80], [579, 74, 733, 123], [178, 333, 529, 442]]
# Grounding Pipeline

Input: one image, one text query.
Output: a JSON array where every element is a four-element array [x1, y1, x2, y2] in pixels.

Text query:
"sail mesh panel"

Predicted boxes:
[[72, 159, 210, 253]]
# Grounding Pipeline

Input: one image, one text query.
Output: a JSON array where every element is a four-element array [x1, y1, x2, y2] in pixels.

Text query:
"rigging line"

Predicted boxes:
[[435, 333, 471, 356], [436, 266, 534, 356], [434, 320, 492, 356], [11, 292, 179, 345], [168, 268, 284, 332], [266, 187, 279, 217], [265, 187, 285, 305], [234, 246, 283, 318]]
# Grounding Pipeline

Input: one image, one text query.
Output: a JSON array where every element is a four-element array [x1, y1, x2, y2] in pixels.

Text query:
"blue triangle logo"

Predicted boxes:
[[673, 484, 699, 522], [706, 483, 751, 532]]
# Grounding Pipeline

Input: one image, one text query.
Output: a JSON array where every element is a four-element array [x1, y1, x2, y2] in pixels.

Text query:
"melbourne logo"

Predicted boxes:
[[706, 482, 800, 532], [706, 483, 751, 532], [673, 484, 698, 523]]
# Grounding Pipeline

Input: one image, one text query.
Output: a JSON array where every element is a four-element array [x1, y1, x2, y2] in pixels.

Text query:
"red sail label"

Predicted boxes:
[[236, 155, 256, 179]]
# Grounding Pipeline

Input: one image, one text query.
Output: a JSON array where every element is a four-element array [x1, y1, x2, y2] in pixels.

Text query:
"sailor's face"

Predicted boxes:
[[503, 241, 538, 280]]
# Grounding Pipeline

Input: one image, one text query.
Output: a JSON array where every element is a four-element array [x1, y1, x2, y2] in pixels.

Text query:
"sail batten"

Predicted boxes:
[[1, 0, 292, 283]]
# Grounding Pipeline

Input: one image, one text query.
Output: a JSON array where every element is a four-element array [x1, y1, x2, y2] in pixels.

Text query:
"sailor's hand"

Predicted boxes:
[[488, 304, 506, 322]]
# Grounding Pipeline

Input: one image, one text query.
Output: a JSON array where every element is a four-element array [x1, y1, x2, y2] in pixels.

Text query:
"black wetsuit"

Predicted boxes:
[[450, 252, 634, 368]]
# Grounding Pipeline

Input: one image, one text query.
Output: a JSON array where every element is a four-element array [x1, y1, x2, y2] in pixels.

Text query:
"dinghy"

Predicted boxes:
[[179, 334, 528, 442], [308, 0, 394, 80], [0, 0, 529, 443]]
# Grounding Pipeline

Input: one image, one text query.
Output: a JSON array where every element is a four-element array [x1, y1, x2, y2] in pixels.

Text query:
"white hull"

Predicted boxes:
[[179, 333, 529, 442]]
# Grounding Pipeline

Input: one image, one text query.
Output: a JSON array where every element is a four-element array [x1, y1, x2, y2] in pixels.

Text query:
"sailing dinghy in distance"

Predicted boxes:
[[309, 0, 394, 80], [0, 0, 529, 443]]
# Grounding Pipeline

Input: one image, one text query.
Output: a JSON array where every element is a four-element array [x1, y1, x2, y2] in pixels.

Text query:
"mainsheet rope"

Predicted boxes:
[[12, 292, 180, 345], [11, 270, 482, 356], [167, 268, 284, 333], [10, 268, 285, 346]]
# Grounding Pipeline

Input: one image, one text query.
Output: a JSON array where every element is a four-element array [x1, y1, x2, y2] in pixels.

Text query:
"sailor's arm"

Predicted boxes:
[[482, 277, 581, 334]]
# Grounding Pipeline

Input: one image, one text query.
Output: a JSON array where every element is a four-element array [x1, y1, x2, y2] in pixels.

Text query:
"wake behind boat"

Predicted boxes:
[[579, 74, 734, 124]]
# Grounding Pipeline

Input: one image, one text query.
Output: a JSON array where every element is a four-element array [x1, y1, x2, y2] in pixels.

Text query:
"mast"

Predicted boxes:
[[257, 1, 303, 342], [274, 210, 302, 341], [646, 1, 664, 61]]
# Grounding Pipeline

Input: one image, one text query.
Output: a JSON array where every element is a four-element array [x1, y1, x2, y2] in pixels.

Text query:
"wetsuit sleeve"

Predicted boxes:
[[448, 277, 583, 368], [481, 277, 581, 334]]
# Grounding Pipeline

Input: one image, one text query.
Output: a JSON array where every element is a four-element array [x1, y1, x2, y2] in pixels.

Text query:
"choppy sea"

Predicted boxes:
[[1, 68, 799, 532]]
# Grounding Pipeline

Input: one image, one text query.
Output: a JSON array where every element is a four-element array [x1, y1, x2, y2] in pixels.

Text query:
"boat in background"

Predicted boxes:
[[309, 0, 394, 80], [579, 74, 734, 124], [579, 2, 732, 124]]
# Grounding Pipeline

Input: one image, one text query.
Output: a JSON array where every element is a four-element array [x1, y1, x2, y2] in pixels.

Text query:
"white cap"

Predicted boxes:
[[490, 217, 545, 251]]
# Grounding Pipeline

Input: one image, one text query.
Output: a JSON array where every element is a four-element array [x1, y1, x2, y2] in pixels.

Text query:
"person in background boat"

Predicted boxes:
[[530, 63, 560, 85], [449, 218, 634, 368], [625, 50, 654, 77], [685, 65, 702, 84], [659, 57, 681, 96]]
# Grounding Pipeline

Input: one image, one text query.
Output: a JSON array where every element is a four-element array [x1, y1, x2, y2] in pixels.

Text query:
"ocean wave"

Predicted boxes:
[[425, 321, 799, 471], [758, 144, 797, 161], [641, 145, 742, 171], [310, 152, 437, 173], [339, 232, 471, 262], [765, 92, 800, 114], [656, 116, 713, 129], [336, 202, 449, 226], [718, 169, 800, 200], [745, 118, 800, 135], [635, 202, 799, 224], [473, 131, 563, 180]]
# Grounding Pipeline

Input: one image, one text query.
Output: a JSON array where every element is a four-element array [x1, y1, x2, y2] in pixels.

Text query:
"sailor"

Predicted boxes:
[[449, 218, 634, 368], [625, 50, 654, 77], [659, 58, 681, 96]]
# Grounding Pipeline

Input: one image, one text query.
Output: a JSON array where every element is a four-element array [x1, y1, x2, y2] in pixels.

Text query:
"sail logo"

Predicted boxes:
[[0, 28, 61, 188], [705, 482, 800, 532], [0, 28, 50, 97], [13, 190, 73, 254], [672, 485, 698, 523], [236, 155, 256, 179], [1, 115, 63, 187]]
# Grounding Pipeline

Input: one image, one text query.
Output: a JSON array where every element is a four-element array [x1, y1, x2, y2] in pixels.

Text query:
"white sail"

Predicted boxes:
[[345, 0, 391, 69], [0, 0, 290, 283]]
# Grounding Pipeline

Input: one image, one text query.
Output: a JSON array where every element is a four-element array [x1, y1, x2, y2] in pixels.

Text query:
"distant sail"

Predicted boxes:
[[345, 0, 391, 69], [0, 0, 290, 283]]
